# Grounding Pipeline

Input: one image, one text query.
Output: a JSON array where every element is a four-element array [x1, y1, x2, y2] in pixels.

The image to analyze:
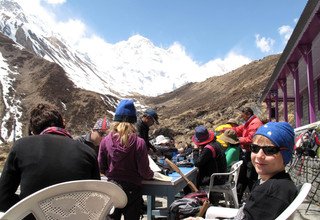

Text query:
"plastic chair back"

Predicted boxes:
[[275, 183, 312, 220], [208, 160, 243, 208], [0, 180, 127, 220]]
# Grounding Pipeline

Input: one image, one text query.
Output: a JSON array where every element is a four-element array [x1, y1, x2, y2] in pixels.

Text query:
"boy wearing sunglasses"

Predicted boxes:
[[237, 122, 298, 219]]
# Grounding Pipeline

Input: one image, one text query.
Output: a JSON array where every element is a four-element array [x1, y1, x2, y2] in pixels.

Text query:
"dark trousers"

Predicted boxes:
[[109, 181, 142, 220], [237, 151, 258, 203]]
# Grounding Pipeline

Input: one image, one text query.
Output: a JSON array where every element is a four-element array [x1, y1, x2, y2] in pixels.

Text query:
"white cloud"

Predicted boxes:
[[255, 34, 275, 53], [278, 25, 293, 44], [200, 51, 251, 80], [56, 19, 87, 46]]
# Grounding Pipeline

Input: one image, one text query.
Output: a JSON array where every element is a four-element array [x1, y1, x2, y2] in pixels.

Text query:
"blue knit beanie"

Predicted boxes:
[[114, 99, 137, 123], [254, 122, 294, 165]]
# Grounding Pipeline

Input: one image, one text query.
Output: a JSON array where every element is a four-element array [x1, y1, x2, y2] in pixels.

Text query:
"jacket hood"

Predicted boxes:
[[106, 132, 138, 162]]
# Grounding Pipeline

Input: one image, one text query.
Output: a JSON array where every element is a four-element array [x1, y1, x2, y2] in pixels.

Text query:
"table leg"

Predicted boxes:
[[147, 195, 155, 220]]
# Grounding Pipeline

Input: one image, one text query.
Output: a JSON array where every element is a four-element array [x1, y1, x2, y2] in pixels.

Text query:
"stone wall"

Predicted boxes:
[[287, 155, 320, 206]]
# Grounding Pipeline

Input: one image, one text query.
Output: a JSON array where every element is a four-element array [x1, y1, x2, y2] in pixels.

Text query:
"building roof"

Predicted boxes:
[[260, 0, 320, 102]]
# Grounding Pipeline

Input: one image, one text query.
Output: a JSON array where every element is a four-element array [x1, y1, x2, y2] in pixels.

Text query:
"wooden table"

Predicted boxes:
[[141, 166, 198, 220]]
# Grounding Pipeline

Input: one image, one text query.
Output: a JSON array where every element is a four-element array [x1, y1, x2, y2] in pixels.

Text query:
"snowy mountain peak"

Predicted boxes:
[[0, 0, 251, 98], [127, 34, 154, 47]]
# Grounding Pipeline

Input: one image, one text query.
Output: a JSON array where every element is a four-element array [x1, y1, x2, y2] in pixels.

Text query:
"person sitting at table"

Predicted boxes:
[[153, 135, 178, 160], [76, 117, 110, 156], [98, 99, 154, 220], [0, 103, 100, 215], [190, 125, 227, 205], [219, 129, 241, 171]]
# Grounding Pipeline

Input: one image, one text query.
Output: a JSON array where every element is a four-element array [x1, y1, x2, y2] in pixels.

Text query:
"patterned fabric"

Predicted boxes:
[[93, 117, 110, 130], [40, 127, 72, 139]]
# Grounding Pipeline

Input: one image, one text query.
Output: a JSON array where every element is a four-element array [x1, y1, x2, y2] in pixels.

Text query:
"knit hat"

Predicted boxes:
[[192, 125, 215, 146], [254, 122, 294, 165], [114, 99, 137, 123], [219, 129, 239, 145], [93, 117, 110, 131]]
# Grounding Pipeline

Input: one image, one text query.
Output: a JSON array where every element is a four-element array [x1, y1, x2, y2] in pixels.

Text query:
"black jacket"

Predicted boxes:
[[193, 141, 227, 186], [0, 134, 100, 212], [243, 171, 298, 220], [136, 118, 155, 151]]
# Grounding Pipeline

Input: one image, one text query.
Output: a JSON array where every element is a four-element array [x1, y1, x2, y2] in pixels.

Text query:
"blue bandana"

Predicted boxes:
[[254, 122, 294, 165]]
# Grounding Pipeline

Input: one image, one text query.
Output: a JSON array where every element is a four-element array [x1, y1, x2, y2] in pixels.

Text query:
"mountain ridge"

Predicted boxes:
[[142, 55, 281, 143]]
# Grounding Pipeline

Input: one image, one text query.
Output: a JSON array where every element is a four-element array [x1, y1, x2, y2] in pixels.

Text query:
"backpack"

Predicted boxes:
[[204, 144, 216, 158], [204, 143, 228, 185], [169, 198, 202, 220]]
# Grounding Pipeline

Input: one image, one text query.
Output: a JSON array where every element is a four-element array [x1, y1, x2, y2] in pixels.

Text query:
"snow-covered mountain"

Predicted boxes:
[[0, 0, 251, 97], [0, 0, 253, 142]]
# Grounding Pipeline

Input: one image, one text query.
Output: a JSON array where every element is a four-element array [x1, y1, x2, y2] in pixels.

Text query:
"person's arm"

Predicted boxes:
[[146, 140, 157, 152], [238, 124, 259, 146], [136, 140, 154, 180], [193, 148, 212, 167], [0, 148, 21, 212], [233, 125, 244, 137], [97, 138, 108, 175]]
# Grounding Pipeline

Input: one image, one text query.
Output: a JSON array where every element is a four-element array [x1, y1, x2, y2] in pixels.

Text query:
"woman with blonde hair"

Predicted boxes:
[[98, 99, 153, 220]]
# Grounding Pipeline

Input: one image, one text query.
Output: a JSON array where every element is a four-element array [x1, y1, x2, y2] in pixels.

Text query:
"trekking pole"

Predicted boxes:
[[165, 158, 198, 192], [197, 199, 210, 217]]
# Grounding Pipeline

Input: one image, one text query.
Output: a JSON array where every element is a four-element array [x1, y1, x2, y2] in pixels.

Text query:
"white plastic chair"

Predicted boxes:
[[208, 160, 243, 208], [205, 182, 312, 220], [275, 183, 311, 220], [0, 180, 127, 220]]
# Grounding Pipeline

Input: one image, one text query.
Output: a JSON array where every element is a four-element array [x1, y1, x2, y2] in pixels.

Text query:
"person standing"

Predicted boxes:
[[98, 99, 153, 220], [136, 108, 159, 153], [0, 103, 100, 213], [232, 107, 263, 203], [76, 117, 110, 155]]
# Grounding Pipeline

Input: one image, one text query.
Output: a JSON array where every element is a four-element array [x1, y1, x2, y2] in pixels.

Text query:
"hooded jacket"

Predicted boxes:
[[233, 115, 263, 151], [0, 134, 100, 212], [242, 171, 298, 220], [98, 132, 153, 186]]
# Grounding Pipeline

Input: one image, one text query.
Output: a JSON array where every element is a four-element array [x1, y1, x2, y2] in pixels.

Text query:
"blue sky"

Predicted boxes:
[[18, 0, 307, 64], [38, 0, 308, 63]]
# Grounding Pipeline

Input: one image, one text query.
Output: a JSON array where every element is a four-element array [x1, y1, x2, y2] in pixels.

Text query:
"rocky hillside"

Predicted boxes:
[[0, 33, 119, 138], [141, 55, 281, 144]]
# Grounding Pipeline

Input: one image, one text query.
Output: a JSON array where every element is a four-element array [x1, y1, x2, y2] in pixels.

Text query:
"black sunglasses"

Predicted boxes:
[[250, 144, 286, 156]]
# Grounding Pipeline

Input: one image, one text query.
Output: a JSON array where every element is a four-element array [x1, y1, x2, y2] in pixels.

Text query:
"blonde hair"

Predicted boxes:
[[110, 122, 136, 147]]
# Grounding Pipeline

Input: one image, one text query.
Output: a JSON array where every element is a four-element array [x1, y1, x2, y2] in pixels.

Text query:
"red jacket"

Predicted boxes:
[[233, 115, 263, 151]]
